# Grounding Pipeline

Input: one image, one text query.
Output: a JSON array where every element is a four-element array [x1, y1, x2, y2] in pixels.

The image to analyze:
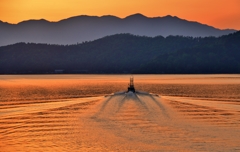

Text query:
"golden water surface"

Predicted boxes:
[[0, 75, 240, 151]]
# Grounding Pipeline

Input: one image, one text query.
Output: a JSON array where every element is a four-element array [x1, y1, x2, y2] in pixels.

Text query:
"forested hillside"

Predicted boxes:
[[0, 31, 239, 74]]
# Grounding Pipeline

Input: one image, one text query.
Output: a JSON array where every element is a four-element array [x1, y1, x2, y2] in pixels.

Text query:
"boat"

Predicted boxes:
[[127, 76, 135, 92]]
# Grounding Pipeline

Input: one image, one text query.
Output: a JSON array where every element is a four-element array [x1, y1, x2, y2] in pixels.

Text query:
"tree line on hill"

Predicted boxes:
[[0, 31, 239, 74]]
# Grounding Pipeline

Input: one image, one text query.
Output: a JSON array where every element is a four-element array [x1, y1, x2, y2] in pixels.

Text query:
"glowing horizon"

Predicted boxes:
[[0, 0, 240, 30]]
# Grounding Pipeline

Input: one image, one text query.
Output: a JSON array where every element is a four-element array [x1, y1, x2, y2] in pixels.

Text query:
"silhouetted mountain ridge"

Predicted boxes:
[[0, 31, 239, 74], [0, 13, 236, 46]]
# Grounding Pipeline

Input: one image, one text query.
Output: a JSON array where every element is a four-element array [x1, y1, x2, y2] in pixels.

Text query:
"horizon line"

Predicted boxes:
[[0, 13, 237, 31]]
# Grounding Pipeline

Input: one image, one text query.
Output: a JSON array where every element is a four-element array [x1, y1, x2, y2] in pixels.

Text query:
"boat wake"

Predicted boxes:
[[1, 76, 240, 151]]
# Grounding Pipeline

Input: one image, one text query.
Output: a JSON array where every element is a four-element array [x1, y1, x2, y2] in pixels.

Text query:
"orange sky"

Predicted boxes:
[[1, 0, 240, 30]]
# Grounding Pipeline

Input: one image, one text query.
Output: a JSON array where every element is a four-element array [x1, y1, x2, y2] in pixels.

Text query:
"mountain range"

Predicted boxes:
[[0, 13, 236, 46], [1, 31, 239, 74]]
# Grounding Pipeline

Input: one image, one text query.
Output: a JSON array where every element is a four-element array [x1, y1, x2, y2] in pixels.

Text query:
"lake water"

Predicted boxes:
[[0, 74, 240, 151]]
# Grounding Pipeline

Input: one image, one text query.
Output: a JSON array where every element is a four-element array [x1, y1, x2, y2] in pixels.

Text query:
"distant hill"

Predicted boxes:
[[0, 31, 239, 74], [0, 13, 236, 46]]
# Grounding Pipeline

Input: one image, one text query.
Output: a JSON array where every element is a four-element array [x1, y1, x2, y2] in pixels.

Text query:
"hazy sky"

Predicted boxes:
[[1, 0, 240, 29]]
